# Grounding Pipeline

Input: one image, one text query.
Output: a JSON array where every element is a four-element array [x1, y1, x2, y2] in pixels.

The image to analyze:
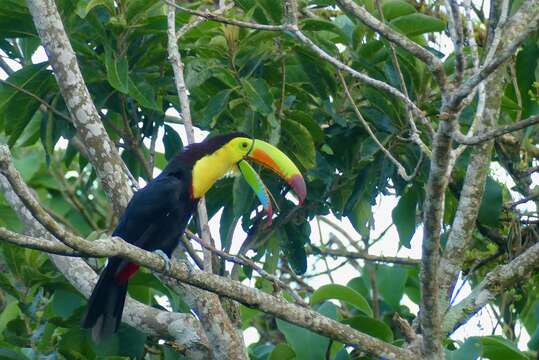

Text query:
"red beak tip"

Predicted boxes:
[[289, 174, 307, 205]]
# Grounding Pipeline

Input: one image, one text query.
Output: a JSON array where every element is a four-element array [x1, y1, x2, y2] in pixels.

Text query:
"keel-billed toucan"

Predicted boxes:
[[81, 132, 306, 340]]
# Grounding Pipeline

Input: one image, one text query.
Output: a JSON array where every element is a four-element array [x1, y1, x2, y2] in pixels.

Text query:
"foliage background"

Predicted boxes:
[[0, 0, 537, 359]]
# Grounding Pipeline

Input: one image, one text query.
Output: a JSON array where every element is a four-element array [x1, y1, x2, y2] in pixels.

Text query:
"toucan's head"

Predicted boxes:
[[164, 132, 306, 222]]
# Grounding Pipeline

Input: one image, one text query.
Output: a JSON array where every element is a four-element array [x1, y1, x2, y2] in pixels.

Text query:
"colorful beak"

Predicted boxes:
[[245, 139, 307, 205]]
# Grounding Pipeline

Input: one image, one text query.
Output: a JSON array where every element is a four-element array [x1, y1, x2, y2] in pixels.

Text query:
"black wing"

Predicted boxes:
[[113, 175, 185, 246]]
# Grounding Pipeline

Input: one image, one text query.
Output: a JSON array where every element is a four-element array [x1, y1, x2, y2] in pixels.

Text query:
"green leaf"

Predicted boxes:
[[185, 58, 216, 89], [0, 63, 54, 146], [390, 13, 446, 36], [76, 0, 115, 18], [310, 284, 373, 317], [392, 187, 418, 248], [242, 78, 274, 115], [50, 289, 85, 320], [128, 78, 160, 111], [376, 265, 407, 308], [219, 205, 235, 252], [300, 19, 348, 43], [281, 223, 309, 275], [281, 119, 316, 169], [162, 124, 183, 161], [477, 177, 503, 226], [126, 0, 161, 22], [446, 338, 482, 360], [114, 324, 147, 359], [201, 89, 231, 128], [382, 0, 417, 20], [0, 302, 21, 335], [343, 316, 394, 342], [18, 38, 40, 62], [268, 343, 295, 360], [233, 176, 255, 219], [58, 329, 95, 358], [501, 95, 522, 111], [348, 197, 372, 238], [257, 0, 283, 23], [105, 49, 129, 93], [288, 111, 325, 145], [276, 302, 336, 360], [481, 336, 526, 360]]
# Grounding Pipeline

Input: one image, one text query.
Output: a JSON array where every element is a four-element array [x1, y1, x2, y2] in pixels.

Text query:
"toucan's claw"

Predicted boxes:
[[153, 250, 172, 273]]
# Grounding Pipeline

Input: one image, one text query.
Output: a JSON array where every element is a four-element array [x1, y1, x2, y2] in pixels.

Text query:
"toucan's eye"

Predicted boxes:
[[242, 142, 249, 149]]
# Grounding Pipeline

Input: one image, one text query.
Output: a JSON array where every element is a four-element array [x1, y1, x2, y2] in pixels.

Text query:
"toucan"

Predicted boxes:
[[81, 132, 306, 341]]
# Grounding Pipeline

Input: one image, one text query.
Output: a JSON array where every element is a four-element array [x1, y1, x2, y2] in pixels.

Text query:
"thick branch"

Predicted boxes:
[[420, 120, 455, 359], [0, 226, 78, 256], [439, 69, 505, 317], [452, 114, 539, 145], [443, 242, 539, 334], [3, 229, 416, 360], [26, 0, 133, 216]]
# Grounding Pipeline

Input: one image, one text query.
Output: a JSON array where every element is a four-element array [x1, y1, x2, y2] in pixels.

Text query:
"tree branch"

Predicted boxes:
[[443, 241, 539, 334], [445, 0, 465, 85], [186, 230, 308, 307], [26, 0, 133, 216], [438, 68, 506, 318], [338, 71, 423, 181], [285, 20, 429, 126], [309, 245, 420, 266], [420, 119, 454, 358], [166, 0, 284, 31], [166, 4, 247, 358], [333, 0, 447, 88], [1, 229, 417, 360], [452, 114, 539, 145], [446, 0, 539, 112]]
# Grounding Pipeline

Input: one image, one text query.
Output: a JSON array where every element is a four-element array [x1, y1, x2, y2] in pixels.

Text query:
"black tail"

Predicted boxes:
[[81, 262, 128, 342]]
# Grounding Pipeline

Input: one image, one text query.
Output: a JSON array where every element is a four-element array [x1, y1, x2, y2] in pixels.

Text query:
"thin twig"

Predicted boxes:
[[338, 71, 420, 181], [186, 230, 308, 306], [176, 2, 235, 39], [0, 79, 72, 122], [332, 0, 447, 88], [445, 0, 465, 84], [309, 245, 420, 266], [148, 122, 158, 178], [166, 0, 284, 31], [452, 114, 539, 145], [180, 234, 205, 270], [167, 2, 214, 272]]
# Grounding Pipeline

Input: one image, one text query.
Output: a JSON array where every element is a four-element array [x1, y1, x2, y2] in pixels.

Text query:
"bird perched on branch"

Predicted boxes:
[[81, 132, 306, 341]]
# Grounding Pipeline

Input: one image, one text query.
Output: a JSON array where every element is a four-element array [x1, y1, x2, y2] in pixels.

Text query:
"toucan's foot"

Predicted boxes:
[[153, 250, 172, 273]]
